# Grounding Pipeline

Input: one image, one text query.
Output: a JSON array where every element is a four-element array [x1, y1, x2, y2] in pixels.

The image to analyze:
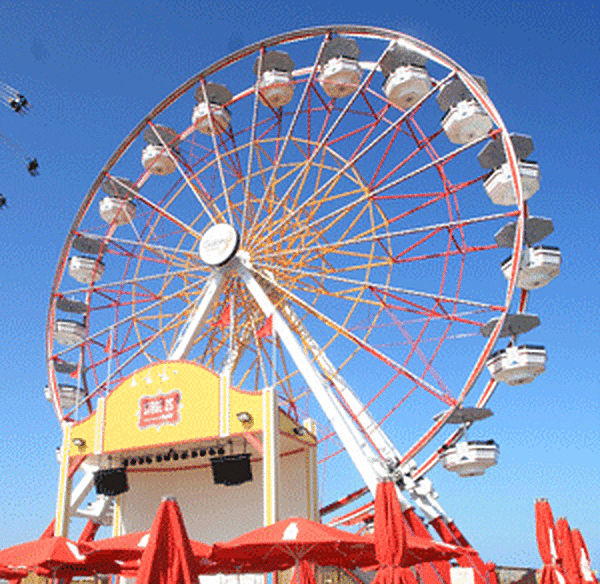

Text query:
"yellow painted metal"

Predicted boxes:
[[303, 418, 319, 521], [67, 361, 314, 459], [55, 422, 73, 537], [112, 495, 122, 537], [262, 384, 280, 526], [124, 136, 383, 418], [219, 370, 230, 437], [93, 397, 106, 454]]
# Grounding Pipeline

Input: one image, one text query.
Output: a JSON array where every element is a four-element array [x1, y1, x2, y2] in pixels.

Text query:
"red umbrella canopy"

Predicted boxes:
[[371, 480, 414, 584], [0, 536, 86, 572], [570, 529, 598, 584], [82, 531, 151, 562], [0, 566, 28, 581], [83, 530, 212, 564], [374, 481, 406, 568], [401, 534, 467, 565], [370, 481, 465, 570], [556, 518, 582, 584], [291, 560, 317, 584], [135, 496, 201, 584], [536, 499, 559, 566], [212, 516, 376, 570], [535, 499, 567, 584]]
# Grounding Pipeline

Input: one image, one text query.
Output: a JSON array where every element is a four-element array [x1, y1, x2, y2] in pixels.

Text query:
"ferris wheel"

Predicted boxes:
[[46, 25, 560, 527]]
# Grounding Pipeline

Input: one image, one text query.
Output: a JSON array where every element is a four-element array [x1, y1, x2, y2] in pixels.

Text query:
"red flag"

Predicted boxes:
[[69, 364, 80, 379], [257, 315, 273, 338], [104, 332, 113, 354], [212, 303, 231, 328]]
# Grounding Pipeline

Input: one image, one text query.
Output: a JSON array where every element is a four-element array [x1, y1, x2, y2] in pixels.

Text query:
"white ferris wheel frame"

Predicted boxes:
[[46, 25, 534, 526]]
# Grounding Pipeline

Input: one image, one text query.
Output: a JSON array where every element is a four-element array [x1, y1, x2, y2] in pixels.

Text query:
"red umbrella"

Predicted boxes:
[[372, 481, 466, 584], [535, 498, 567, 584], [571, 529, 598, 584], [85, 531, 211, 557], [82, 530, 151, 561], [291, 560, 317, 584], [83, 529, 212, 572], [211, 515, 376, 571], [0, 566, 28, 582], [0, 536, 86, 573], [371, 480, 411, 584], [135, 496, 201, 584], [556, 518, 582, 584]]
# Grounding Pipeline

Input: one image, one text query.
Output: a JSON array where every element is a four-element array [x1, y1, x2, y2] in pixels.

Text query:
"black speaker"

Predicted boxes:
[[210, 453, 253, 486], [94, 468, 129, 496]]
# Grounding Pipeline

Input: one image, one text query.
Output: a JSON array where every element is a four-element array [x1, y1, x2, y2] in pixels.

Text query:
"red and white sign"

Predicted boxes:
[[138, 390, 182, 430]]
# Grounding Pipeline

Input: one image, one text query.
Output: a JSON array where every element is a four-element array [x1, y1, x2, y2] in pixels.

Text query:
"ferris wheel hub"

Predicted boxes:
[[199, 223, 240, 266]]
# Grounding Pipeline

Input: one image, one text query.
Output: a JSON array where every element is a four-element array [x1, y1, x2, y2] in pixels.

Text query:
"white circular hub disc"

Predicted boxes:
[[199, 223, 239, 266]]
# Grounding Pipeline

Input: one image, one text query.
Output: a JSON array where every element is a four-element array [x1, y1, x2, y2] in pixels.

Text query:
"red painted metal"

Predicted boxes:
[[431, 517, 489, 584], [77, 521, 101, 544], [404, 508, 449, 584]]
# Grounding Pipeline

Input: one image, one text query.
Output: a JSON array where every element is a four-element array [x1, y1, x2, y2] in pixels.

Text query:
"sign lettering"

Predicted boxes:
[[138, 390, 182, 430]]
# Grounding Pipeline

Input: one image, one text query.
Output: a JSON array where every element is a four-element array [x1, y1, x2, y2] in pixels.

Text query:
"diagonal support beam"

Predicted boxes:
[[69, 462, 99, 513], [236, 259, 388, 495], [258, 273, 448, 521], [169, 269, 227, 360], [281, 300, 402, 466]]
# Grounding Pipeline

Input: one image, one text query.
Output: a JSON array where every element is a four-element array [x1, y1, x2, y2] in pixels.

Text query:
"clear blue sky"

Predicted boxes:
[[0, 0, 598, 570]]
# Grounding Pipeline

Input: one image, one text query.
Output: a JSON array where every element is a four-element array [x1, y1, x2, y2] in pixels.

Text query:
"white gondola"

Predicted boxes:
[[383, 65, 431, 110], [485, 344, 547, 385], [441, 440, 499, 477], [319, 57, 361, 99], [501, 246, 561, 289], [99, 196, 136, 226], [54, 319, 86, 347], [141, 144, 176, 176], [192, 101, 232, 135], [441, 100, 492, 145], [44, 384, 86, 410], [258, 70, 294, 108], [68, 256, 105, 284], [254, 51, 295, 108], [192, 82, 232, 135], [484, 160, 540, 206]]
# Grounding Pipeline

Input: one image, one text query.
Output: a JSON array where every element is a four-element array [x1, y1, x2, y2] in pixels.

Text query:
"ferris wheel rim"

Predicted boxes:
[[45, 24, 531, 484]]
